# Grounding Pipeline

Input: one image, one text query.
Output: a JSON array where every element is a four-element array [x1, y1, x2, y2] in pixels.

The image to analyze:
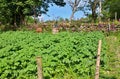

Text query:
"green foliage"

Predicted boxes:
[[103, 0, 120, 20], [0, 31, 107, 79], [83, 0, 99, 22], [25, 16, 35, 24], [0, 0, 66, 27]]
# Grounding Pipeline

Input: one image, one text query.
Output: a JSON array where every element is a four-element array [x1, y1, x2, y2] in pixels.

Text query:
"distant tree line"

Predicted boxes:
[[68, 0, 120, 22], [0, 0, 120, 29]]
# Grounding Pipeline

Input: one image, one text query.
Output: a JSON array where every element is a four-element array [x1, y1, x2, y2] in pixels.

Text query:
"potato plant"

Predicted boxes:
[[0, 31, 108, 79]]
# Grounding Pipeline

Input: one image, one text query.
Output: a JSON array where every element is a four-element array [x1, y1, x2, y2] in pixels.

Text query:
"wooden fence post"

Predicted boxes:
[[95, 40, 102, 79], [36, 57, 43, 79]]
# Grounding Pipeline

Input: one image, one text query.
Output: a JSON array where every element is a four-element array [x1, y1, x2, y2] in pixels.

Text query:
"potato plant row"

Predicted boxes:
[[0, 31, 108, 79]]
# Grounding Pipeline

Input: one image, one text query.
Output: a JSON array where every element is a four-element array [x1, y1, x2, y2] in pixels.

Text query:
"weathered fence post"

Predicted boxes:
[[95, 40, 102, 79], [36, 57, 43, 79]]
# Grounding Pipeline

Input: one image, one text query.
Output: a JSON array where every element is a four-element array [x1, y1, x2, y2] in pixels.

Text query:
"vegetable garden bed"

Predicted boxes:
[[0, 31, 108, 79]]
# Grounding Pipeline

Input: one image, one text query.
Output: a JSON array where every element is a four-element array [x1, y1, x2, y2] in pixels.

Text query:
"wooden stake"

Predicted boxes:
[[36, 57, 43, 79], [95, 40, 102, 79]]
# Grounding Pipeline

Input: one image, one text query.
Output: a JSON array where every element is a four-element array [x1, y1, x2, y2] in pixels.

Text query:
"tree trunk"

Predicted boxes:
[[91, 0, 98, 22], [70, 11, 75, 21], [20, 13, 25, 25], [92, 8, 97, 22], [14, 14, 17, 27]]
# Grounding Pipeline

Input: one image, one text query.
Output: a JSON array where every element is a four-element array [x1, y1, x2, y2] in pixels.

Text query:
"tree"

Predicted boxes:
[[89, 0, 99, 22], [82, 0, 101, 22], [67, 0, 85, 21], [103, 0, 120, 20], [0, 0, 66, 27]]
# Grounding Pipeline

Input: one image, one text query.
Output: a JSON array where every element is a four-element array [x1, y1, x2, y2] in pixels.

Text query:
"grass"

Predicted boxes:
[[104, 31, 120, 79]]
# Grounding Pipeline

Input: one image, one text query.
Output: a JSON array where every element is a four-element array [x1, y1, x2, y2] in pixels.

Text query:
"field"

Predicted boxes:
[[0, 31, 119, 79]]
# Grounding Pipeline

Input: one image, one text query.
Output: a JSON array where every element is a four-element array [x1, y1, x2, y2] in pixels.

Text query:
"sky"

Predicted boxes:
[[40, 3, 86, 21]]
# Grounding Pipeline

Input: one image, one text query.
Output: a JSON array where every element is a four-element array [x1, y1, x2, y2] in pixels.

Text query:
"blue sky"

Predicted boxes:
[[41, 3, 85, 21]]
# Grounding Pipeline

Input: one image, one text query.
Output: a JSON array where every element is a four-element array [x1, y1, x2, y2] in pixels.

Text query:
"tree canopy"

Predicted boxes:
[[103, 0, 120, 20], [1, 0, 120, 28], [67, 0, 84, 21], [0, 0, 66, 27], [82, 0, 100, 22]]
